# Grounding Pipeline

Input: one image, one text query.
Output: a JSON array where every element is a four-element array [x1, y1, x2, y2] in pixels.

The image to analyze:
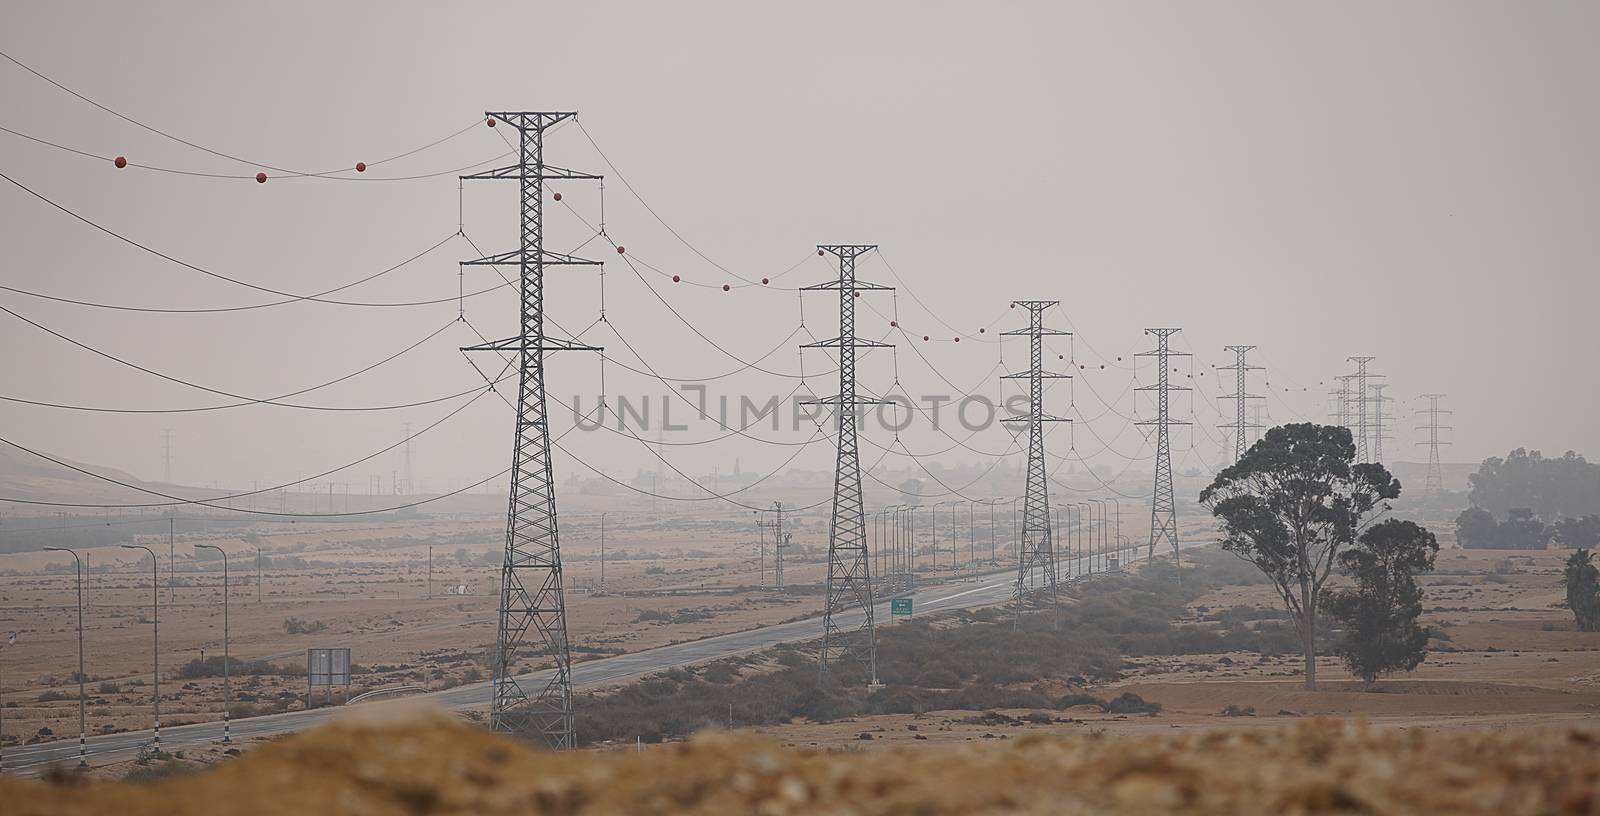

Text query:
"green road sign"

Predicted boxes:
[[890, 597, 913, 616]]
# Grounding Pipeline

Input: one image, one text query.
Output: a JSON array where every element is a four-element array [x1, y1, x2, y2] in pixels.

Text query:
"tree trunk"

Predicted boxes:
[[1301, 577, 1317, 690]]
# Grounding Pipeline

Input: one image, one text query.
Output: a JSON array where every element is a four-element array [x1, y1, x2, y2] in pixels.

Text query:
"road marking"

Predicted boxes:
[[924, 583, 1002, 605]]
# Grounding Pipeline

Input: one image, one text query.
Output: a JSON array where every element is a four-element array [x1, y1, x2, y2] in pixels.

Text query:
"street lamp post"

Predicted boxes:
[[967, 501, 976, 574], [194, 544, 231, 743], [930, 502, 945, 570], [600, 512, 609, 589], [1079, 500, 1093, 573], [120, 545, 160, 750], [42, 546, 87, 768], [1108, 498, 1123, 566], [1, 631, 14, 772], [256, 546, 262, 604]]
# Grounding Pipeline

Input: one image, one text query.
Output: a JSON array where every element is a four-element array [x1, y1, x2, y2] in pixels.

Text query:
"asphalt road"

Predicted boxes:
[[4, 541, 1185, 774]]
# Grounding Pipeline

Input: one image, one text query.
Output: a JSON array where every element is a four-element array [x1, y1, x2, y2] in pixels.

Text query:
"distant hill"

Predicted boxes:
[[0, 442, 205, 514]]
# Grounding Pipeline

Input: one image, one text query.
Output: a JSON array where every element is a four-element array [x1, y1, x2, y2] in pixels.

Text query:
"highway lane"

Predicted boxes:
[[4, 541, 1183, 773]]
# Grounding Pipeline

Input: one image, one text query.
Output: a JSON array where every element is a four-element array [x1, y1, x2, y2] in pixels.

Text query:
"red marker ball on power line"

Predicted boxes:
[[978, 328, 985, 333], [114, 156, 127, 168], [723, 284, 731, 291], [355, 162, 367, 172], [923, 335, 930, 341], [553, 192, 562, 201], [954, 337, 960, 342], [255, 172, 267, 183], [817, 249, 824, 256], [616, 245, 626, 254], [672, 275, 680, 283], [853, 291, 860, 298], [890, 320, 898, 327], [761, 277, 769, 285], [487, 117, 497, 128]]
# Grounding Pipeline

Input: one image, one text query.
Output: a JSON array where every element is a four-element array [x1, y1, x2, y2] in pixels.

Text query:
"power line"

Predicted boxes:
[[0, 232, 463, 314], [0, 49, 499, 180], [0, 170, 509, 309]]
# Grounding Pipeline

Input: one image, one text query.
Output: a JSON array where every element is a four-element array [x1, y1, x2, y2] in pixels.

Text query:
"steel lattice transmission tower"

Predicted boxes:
[[1330, 375, 1354, 431], [1000, 301, 1070, 626], [161, 428, 174, 484], [1416, 394, 1453, 498], [1217, 345, 1263, 463], [1370, 383, 1392, 463], [1347, 356, 1383, 463], [802, 245, 891, 683], [1136, 329, 1191, 561], [461, 111, 602, 748]]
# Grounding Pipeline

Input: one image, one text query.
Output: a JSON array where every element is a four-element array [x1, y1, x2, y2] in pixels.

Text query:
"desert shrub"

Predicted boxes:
[[176, 656, 281, 679], [1219, 704, 1257, 717], [36, 690, 76, 703], [282, 617, 328, 635], [1104, 692, 1161, 715]]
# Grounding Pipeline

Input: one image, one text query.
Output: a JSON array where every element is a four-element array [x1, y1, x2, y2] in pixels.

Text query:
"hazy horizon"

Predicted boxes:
[[2, 1, 1596, 506]]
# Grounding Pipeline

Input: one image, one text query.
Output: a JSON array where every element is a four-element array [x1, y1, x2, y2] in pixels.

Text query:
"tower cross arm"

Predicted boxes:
[[462, 249, 604, 266]]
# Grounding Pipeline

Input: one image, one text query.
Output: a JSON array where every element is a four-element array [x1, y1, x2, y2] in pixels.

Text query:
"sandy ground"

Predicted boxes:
[[0, 495, 1062, 746], [5, 703, 1599, 814], [753, 541, 1600, 752]]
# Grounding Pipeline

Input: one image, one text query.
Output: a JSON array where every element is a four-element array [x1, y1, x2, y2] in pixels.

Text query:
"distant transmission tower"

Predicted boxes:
[[1416, 394, 1453, 498], [402, 422, 415, 495], [1217, 345, 1263, 463], [1370, 383, 1392, 463], [1330, 375, 1354, 432], [1136, 328, 1191, 561], [757, 502, 789, 589], [802, 245, 891, 683], [461, 111, 602, 748], [1000, 301, 1069, 626], [161, 428, 174, 484], [1347, 356, 1382, 463]]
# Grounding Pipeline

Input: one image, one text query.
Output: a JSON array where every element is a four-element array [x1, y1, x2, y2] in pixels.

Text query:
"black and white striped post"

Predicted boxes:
[[196, 544, 231, 743]]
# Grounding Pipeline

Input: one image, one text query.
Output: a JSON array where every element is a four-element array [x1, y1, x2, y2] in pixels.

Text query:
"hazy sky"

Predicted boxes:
[[1, 1, 1595, 506]]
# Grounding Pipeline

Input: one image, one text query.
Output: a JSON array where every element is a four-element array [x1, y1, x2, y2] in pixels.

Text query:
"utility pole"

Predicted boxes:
[[461, 111, 602, 748], [802, 244, 891, 684], [756, 502, 788, 589], [1136, 329, 1191, 563], [1416, 394, 1453, 498], [1217, 345, 1263, 463], [1000, 301, 1069, 627], [1347, 356, 1381, 463]]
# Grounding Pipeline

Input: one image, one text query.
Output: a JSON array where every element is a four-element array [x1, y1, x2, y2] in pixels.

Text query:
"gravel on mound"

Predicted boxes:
[[4, 701, 1598, 815]]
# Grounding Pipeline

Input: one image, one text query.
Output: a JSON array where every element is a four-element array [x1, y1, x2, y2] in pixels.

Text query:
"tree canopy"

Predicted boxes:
[[1201, 423, 1400, 690], [1565, 550, 1600, 632], [1323, 519, 1438, 687], [1469, 449, 1600, 521]]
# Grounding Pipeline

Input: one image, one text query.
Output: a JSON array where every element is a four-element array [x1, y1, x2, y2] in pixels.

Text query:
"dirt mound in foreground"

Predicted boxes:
[[5, 703, 1599, 814]]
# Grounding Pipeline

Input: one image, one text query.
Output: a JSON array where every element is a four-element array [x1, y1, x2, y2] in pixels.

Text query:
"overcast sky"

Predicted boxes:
[[1, 1, 1595, 506]]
